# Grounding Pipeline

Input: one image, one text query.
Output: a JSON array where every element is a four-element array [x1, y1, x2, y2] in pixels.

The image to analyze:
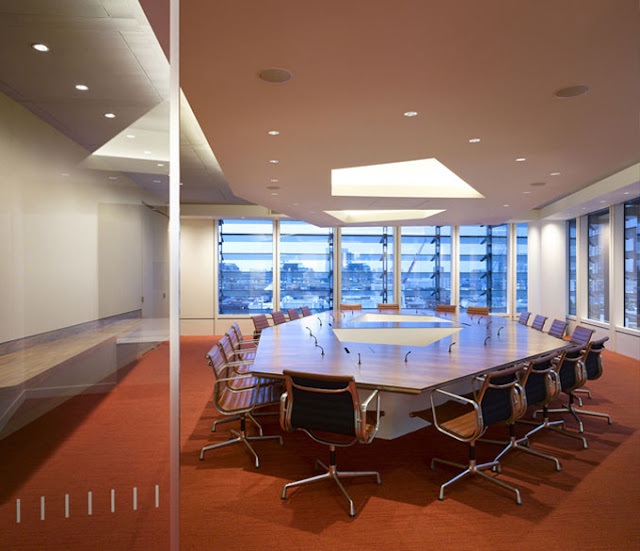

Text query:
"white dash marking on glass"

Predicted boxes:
[[41, 496, 45, 520], [133, 487, 137, 511], [111, 489, 115, 513], [65, 494, 69, 518], [88, 491, 93, 516], [16, 499, 21, 523], [155, 485, 159, 508]]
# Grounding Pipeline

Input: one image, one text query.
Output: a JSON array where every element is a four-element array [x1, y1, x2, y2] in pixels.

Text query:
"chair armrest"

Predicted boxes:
[[359, 390, 381, 443], [213, 374, 261, 415], [429, 389, 482, 443]]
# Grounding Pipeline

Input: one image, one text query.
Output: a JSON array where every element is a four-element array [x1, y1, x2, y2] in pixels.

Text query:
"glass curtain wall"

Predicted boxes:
[[280, 221, 333, 312], [0, 2, 173, 548], [515, 223, 528, 312], [567, 219, 577, 316], [624, 198, 640, 328], [218, 220, 274, 314], [459, 224, 508, 312], [400, 226, 451, 309], [588, 210, 610, 322], [340, 227, 394, 308]]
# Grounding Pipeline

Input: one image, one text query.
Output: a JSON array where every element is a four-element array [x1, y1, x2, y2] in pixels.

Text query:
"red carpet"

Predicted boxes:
[[1, 337, 638, 549]]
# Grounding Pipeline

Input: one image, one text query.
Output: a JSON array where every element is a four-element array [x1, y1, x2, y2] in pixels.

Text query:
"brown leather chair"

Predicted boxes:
[[548, 319, 568, 339], [271, 310, 287, 325], [466, 306, 490, 315], [435, 304, 456, 313], [517, 311, 531, 325], [251, 314, 270, 339], [287, 308, 301, 320], [280, 370, 382, 517], [531, 315, 547, 331], [199, 344, 283, 467], [415, 364, 528, 504], [300, 305, 313, 317], [230, 322, 260, 349], [377, 302, 400, 310], [339, 303, 362, 310]]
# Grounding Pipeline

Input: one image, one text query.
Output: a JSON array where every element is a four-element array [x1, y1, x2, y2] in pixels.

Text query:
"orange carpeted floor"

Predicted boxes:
[[1, 336, 638, 550]]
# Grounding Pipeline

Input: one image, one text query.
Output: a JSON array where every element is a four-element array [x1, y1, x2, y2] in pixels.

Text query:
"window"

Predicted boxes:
[[280, 221, 333, 312], [459, 224, 507, 313], [400, 226, 451, 309], [515, 223, 528, 313], [567, 219, 577, 316], [624, 198, 640, 329], [587, 210, 609, 322], [340, 226, 394, 308], [218, 220, 273, 314]]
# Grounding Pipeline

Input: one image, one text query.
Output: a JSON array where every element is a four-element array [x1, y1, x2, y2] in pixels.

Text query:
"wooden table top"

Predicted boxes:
[[251, 309, 570, 395]]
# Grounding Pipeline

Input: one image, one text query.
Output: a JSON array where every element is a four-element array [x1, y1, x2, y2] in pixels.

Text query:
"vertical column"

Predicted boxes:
[[507, 223, 516, 317], [576, 215, 588, 324], [213, 219, 219, 327], [610, 204, 624, 349], [451, 225, 460, 310], [273, 220, 281, 310], [334, 228, 342, 309], [394, 227, 402, 305]]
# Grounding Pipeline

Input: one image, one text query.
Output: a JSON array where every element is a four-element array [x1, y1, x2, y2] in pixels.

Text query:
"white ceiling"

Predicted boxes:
[[179, 0, 640, 226], [2, 1, 638, 225]]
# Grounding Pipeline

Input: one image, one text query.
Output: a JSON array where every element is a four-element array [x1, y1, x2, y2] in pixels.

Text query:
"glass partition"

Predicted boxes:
[[0, 2, 173, 548]]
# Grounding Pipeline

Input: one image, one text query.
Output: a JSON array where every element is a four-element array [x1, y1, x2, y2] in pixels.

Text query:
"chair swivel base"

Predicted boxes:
[[481, 425, 562, 471], [543, 403, 612, 433], [519, 413, 588, 449], [431, 457, 522, 505], [211, 410, 277, 433], [281, 458, 381, 517], [200, 420, 283, 468]]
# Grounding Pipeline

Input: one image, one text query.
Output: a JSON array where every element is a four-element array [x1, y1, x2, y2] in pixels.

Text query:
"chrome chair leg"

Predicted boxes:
[[488, 425, 562, 471], [574, 407, 612, 424], [521, 407, 588, 449], [575, 387, 592, 399]]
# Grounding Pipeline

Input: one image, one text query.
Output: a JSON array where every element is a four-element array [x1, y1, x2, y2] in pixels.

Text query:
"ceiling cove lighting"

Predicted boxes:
[[324, 209, 445, 224], [331, 158, 484, 199], [32, 43, 49, 52]]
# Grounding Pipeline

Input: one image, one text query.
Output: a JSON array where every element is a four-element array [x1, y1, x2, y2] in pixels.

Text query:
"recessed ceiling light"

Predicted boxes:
[[32, 43, 49, 52], [522, 191, 531, 194], [600, 200, 606, 204], [267, 185, 280, 190], [153, 179, 161, 183], [271, 192, 279, 196], [503, 204, 510, 207], [515, 157, 526, 162], [179, 182, 183, 186], [61, 173, 69, 177], [258, 67, 293, 84], [331, 158, 483, 199], [269, 178, 279, 183], [553, 85, 590, 98], [157, 163, 165, 167], [468, 138, 481, 143], [624, 192, 630, 195], [144, 150, 152, 155], [104, 113, 116, 119], [267, 130, 280, 136], [403, 111, 419, 118], [126, 134, 135, 139], [269, 159, 279, 164], [550, 172, 561, 176], [75, 84, 89, 91], [108, 176, 118, 180]]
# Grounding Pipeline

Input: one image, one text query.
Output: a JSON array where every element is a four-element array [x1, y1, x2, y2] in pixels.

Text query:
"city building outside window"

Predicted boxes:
[[567, 219, 577, 316], [587, 209, 610, 322], [624, 198, 640, 329], [516, 223, 528, 313]]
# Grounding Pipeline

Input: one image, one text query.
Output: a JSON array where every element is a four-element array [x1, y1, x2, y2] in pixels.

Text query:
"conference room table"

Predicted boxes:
[[250, 309, 570, 439]]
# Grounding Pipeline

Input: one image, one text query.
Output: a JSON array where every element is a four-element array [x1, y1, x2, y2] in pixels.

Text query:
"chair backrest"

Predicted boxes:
[[280, 370, 363, 443], [570, 325, 594, 346], [517, 311, 531, 325], [300, 305, 312, 317], [557, 344, 589, 392], [271, 310, 287, 325], [217, 334, 237, 364], [522, 352, 561, 406], [531, 314, 547, 331], [377, 302, 399, 310], [287, 308, 301, 320], [548, 319, 568, 339], [226, 327, 242, 351], [339, 303, 362, 310], [477, 364, 527, 427], [584, 336, 609, 380], [466, 306, 490, 315], [435, 304, 456, 313], [206, 343, 228, 383], [251, 314, 270, 339]]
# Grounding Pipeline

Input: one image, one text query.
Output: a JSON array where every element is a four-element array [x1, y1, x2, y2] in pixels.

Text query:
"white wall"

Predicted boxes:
[[0, 91, 168, 343]]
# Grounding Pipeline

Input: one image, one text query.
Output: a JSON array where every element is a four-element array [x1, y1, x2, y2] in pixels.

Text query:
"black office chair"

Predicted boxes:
[[484, 354, 562, 471], [279, 370, 382, 517], [422, 364, 528, 504], [200, 344, 283, 467], [521, 347, 588, 449], [517, 311, 531, 325]]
